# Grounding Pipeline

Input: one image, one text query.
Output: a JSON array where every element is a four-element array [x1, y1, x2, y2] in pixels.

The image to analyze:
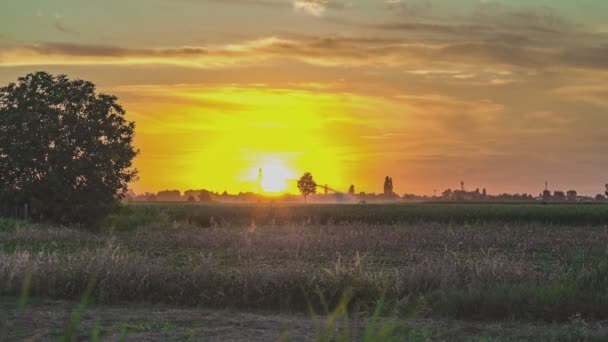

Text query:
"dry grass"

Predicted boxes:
[[2, 206, 608, 323]]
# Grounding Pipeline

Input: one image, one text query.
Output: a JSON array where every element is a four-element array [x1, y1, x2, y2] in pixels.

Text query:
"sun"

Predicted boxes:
[[257, 160, 296, 194]]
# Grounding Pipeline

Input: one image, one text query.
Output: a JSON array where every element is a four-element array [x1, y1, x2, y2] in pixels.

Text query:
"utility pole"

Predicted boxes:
[[461, 181, 465, 192]]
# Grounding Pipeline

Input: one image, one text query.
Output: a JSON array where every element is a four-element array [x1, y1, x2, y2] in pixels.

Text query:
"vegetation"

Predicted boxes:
[[297, 172, 317, 203], [2, 204, 608, 323], [0, 72, 138, 226], [111, 202, 608, 228]]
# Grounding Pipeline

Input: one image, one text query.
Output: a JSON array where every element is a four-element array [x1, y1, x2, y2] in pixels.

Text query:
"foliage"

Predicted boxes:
[[297, 172, 317, 203], [0, 72, 138, 226]]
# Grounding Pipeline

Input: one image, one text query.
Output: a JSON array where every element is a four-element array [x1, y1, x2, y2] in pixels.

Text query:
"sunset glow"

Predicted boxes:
[[2, 0, 608, 195], [256, 159, 297, 193]]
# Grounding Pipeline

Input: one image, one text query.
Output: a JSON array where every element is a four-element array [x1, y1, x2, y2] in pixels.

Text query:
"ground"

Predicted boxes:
[[2, 299, 607, 341]]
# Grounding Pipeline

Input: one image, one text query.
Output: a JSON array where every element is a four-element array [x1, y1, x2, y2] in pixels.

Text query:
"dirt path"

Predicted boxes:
[[1, 298, 606, 341]]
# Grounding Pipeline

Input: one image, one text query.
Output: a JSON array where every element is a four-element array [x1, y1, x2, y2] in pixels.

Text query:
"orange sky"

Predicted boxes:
[[1, 0, 608, 195]]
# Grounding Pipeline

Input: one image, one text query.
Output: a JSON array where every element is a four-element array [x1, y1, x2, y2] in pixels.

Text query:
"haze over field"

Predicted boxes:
[[2, 0, 607, 195]]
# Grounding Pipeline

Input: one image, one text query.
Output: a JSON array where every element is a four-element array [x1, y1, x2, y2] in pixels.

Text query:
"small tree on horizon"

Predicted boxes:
[[199, 190, 214, 203], [297, 172, 317, 204]]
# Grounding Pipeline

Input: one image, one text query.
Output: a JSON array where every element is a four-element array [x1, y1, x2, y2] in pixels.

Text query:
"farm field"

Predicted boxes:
[[2, 203, 608, 340]]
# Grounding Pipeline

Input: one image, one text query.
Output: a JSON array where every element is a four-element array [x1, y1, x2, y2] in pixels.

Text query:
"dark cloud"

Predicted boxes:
[[372, 4, 584, 49], [471, 3, 572, 34], [5, 34, 608, 72], [22, 43, 209, 58], [559, 45, 608, 70]]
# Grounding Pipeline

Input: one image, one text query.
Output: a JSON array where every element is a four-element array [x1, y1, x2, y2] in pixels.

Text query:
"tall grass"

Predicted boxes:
[[2, 215, 608, 322]]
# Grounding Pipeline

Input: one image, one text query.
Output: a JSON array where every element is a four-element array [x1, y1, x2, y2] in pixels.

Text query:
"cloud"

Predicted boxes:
[[293, 0, 328, 16], [183, 0, 345, 16], [554, 84, 608, 108], [370, 3, 592, 49], [384, 0, 432, 16], [1, 35, 607, 72]]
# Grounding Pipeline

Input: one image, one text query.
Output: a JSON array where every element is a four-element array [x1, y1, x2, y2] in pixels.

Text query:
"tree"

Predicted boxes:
[[605, 184, 608, 198], [348, 184, 355, 195], [199, 190, 214, 203], [442, 188, 453, 199], [0, 72, 138, 226], [157, 190, 182, 202], [553, 191, 565, 201], [383, 176, 394, 196], [297, 172, 317, 204]]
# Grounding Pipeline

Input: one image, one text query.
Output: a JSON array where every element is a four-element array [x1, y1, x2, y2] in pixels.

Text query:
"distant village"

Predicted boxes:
[[126, 177, 608, 204]]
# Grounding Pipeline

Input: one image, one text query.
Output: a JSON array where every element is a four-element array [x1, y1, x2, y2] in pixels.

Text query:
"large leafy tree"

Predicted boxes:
[[0, 72, 138, 226], [297, 172, 317, 204]]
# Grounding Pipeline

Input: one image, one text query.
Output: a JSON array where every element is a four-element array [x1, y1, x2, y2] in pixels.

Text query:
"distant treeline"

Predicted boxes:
[[126, 188, 607, 203]]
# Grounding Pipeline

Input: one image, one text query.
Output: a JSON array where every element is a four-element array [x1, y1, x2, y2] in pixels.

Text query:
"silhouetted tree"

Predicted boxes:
[[442, 189, 453, 199], [348, 184, 355, 195], [0, 72, 138, 226], [567, 190, 578, 201], [157, 190, 181, 202], [383, 176, 394, 196], [482, 188, 487, 197], [297, 172, 317, 204], [605, 184, 608, 198], [199, 190, 214, 203]]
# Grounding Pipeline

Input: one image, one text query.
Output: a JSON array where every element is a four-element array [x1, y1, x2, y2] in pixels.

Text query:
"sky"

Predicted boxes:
[[1, 0, 607, 196]]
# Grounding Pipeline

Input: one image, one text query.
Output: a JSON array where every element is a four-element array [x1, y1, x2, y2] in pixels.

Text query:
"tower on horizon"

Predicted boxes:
[[258, 168, 263, 194]]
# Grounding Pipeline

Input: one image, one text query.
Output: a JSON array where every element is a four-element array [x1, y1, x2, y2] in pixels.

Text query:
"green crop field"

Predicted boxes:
[[2, 203, 608, 340]]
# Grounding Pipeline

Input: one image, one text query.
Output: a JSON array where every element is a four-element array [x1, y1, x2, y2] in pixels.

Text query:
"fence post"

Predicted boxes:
[[24, 203, 28, 221]]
